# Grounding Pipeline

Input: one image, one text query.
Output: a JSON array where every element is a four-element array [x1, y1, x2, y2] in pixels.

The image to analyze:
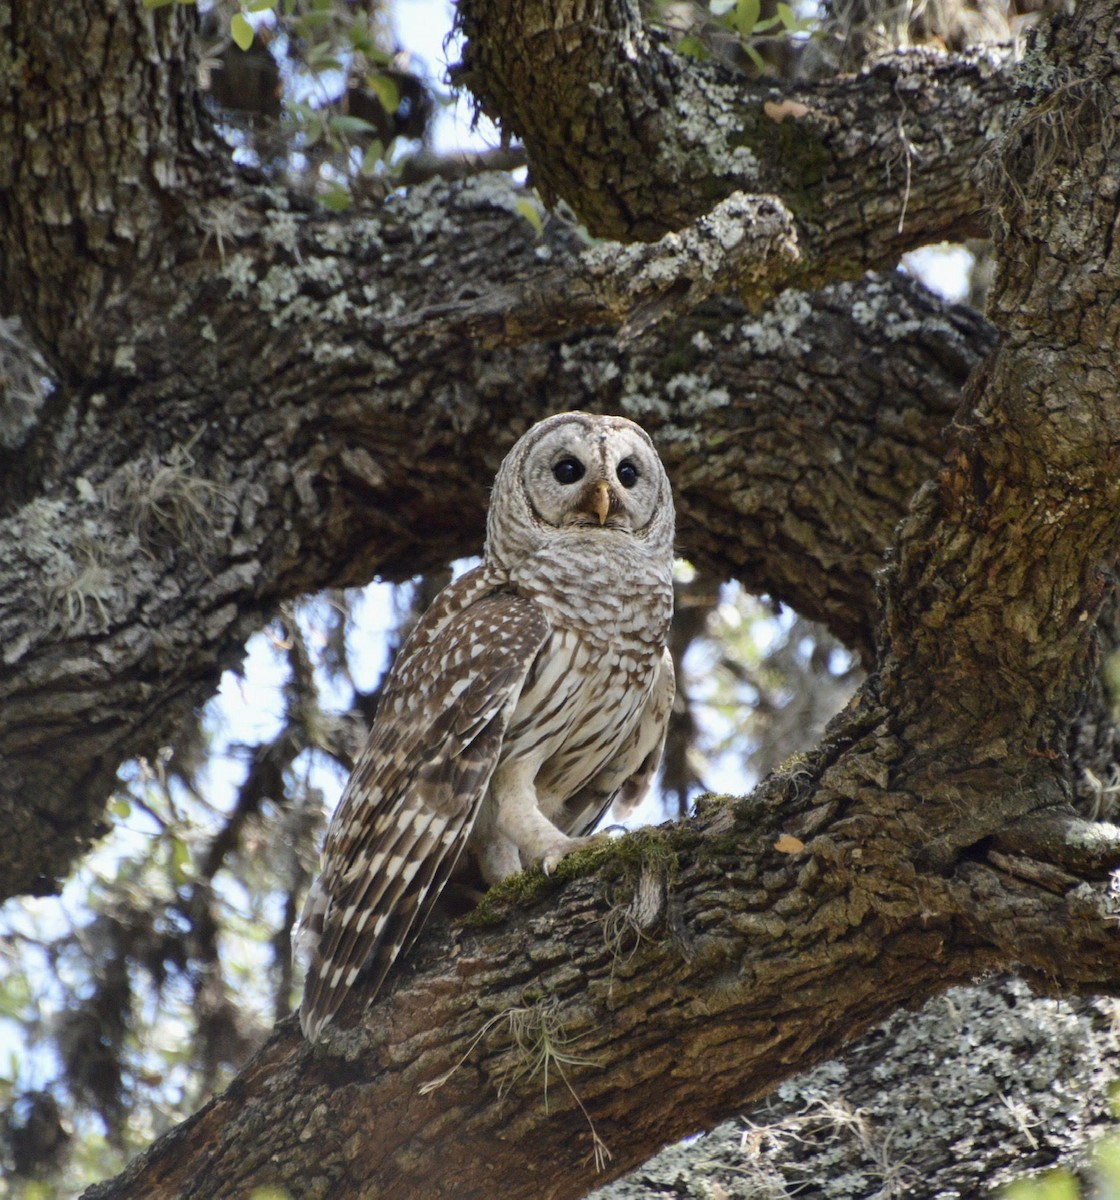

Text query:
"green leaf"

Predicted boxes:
[[306, 41, 342, 71], [366, 73, 400, 115], [294, 9, 331, 34], [372, 46, 394, 65], [360, 139, 387, 173], [675, 34, 710, 60], [776, 2, 813, 31], [110, 797, 132, 819], [513, 196, 544, 236], [743, 42, 766, 70], [329, 114, 380, 135], [169, 837, 193, 885], [321, 183, 352, 212], [349, 29, 374, 56], [730, 0, 760, 37], [230, 12, 254, 51], [301, 116, 324, 148], [0, 971, 33, 1020]]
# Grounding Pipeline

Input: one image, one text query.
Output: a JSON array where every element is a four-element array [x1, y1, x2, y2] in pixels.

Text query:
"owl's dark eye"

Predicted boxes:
[[616, 459, 639, 489], [553, 457, 585, 485]]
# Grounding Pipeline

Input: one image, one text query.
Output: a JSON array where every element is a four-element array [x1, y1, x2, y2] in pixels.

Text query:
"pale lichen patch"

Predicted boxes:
[[739, 289, 813, 354]]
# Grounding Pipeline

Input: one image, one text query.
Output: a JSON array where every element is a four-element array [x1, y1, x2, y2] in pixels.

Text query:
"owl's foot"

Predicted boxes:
[[539, 830, 615, 875]]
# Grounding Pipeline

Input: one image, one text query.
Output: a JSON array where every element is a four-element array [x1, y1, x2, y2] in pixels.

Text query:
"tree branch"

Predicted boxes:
[[79, 747, 1120, 1199], [455, 0, 1011, 261], [390, 191, 801, 347]]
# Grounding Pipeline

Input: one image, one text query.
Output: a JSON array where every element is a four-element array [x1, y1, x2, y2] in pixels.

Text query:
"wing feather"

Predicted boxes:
[[298, 573, 549, 1039]]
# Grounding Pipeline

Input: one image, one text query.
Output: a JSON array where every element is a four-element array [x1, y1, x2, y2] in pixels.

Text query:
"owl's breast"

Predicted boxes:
[[501, 622, 661, 810]]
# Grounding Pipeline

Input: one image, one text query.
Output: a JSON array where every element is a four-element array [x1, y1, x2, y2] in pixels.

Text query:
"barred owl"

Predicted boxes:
[[295, 412, 675, 1041]]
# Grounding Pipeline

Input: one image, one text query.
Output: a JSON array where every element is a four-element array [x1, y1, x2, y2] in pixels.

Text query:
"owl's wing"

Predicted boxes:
[[296, 579, 550, 1041], [560, 647, 676, 836]]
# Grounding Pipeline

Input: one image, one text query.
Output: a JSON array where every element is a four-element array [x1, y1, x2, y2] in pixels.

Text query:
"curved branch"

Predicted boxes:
[[455, 0, 1012, 258], [79, 747, 1120, 1200], [993, 813, 1120, 878]]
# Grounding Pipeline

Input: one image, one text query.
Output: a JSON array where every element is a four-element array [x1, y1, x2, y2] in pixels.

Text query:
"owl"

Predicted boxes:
[[295, 412, 675, 1041]]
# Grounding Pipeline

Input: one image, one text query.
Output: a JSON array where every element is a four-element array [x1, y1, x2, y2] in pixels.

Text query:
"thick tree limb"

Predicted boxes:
[[455, 0, 1011, 259], [79, 751, 1120, 1200]]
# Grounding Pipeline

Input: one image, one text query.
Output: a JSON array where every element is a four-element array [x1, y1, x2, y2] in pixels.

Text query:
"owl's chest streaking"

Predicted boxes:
[[499, 543, 672, 824]]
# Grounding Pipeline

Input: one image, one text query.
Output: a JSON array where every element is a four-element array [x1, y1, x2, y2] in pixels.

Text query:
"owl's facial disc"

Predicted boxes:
[[521, 418, 663, 535]]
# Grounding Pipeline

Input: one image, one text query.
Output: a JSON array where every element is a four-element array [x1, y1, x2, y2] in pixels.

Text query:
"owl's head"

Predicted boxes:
[[485, 412, 674, 568]]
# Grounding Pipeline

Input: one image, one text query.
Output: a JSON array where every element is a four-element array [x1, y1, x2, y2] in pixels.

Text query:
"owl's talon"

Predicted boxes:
[[539, 831, 610, 875]]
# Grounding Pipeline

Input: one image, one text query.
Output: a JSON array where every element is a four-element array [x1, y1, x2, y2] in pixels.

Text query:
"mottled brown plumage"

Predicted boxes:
[[295, 413, 675, 1040]]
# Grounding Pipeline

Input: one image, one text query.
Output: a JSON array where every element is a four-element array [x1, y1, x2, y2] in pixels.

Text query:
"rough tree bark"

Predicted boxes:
[[593, 977, 1120, 1199], [2, 0, 1120, 1195], [455, 0, 1010, 254]]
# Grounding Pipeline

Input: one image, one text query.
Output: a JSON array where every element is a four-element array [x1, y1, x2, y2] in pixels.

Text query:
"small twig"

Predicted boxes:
[[891, 78, 919, 235], [895, 113, 914, 235]]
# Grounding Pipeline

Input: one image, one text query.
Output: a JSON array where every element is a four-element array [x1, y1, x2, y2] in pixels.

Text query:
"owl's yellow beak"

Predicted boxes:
[[571, 479, 616, 527], [589, 480, 611, 525]]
